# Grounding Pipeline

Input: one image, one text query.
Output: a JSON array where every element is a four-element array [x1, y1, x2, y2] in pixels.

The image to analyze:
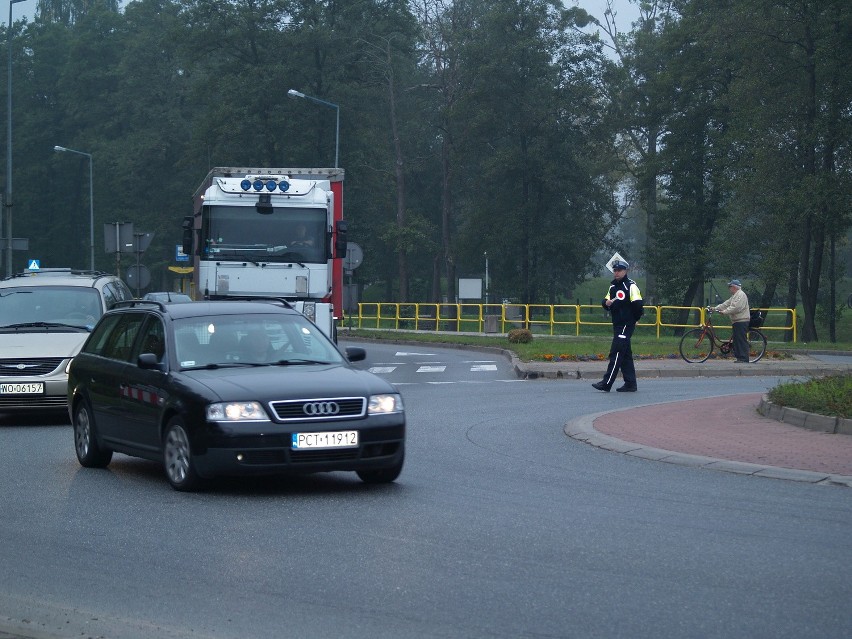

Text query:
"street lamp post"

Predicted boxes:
[[484, 251, 489, 305], [54, 146, 94, 271], [287, 89, 339, 168], [5, 0, 27, 277]]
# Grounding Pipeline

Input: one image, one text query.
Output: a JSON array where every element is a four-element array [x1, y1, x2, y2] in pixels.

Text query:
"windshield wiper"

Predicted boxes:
[[1, 322, 89, 332], [181, 362, 268, 370], [271, 358, 331, 366]]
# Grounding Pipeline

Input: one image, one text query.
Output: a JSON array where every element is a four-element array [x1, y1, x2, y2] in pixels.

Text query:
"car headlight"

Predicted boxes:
[[368, 393, 403, 414], [206, 401, 268, 421]]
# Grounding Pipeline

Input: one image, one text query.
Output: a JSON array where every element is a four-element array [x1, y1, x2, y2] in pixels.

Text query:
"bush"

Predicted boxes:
[[508, 328, 533, 344], [767, 373, 852, 419]]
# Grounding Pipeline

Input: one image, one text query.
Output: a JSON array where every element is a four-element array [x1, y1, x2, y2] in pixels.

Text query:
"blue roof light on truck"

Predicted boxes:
[[240, 178, 291, 192]]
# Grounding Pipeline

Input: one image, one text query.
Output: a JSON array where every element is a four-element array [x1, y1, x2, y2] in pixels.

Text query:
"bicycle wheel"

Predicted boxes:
[[679, 328, 714, 363], [747, 329, 767, 363]]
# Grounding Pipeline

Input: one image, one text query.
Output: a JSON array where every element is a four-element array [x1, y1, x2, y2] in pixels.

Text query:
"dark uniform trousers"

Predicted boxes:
[[603, 323, 636, 387]]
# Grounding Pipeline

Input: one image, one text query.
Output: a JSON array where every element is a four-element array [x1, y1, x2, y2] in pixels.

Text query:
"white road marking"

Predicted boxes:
[[470, 364, 498, 372], [368, 366, 397, 374], [416, 365, 447, 373]]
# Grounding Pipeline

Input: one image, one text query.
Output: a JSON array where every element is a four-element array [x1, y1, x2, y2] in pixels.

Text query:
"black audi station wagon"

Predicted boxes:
[[67, 299, 405, 491]]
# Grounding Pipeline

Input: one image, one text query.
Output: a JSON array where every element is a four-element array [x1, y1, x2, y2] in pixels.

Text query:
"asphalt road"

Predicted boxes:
[[0, 342, 850, 638]]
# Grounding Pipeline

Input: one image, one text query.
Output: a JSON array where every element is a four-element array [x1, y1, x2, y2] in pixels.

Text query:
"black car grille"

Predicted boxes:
[[0, 395, 67, 408], [238, 448, 361, 465], [237, 444, 398, 466], [0, 358, 65, 377], [269, 397, 366, 422]]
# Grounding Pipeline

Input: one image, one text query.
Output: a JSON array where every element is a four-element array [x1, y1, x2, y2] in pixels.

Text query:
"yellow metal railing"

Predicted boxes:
[[352, 303, 798, 342]]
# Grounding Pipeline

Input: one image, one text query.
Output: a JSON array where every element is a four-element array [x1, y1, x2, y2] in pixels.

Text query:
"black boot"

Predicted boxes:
[[592, 381, 611, 392], [616, 383, 637, 392]]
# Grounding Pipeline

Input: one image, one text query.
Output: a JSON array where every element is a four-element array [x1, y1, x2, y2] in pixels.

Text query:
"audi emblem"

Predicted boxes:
[[303, 401, 340, 416]]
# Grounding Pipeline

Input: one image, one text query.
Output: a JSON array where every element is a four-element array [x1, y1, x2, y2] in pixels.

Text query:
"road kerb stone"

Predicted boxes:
[[755, 467, 832, 483], [802, 412, 839, 433]]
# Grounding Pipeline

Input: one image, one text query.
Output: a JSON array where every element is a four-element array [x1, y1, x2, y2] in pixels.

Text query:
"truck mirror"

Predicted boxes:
[[181, 216, 193, 255], [256, 194, 273, 214], [335, 220, 348, 257]]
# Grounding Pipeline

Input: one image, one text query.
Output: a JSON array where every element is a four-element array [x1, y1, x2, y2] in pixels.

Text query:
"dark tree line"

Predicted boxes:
[[2, 0, 849, 340]]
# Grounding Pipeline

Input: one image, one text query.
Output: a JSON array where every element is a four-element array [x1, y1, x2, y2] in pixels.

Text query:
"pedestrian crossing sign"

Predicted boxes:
[[27, 259, 40, 271]]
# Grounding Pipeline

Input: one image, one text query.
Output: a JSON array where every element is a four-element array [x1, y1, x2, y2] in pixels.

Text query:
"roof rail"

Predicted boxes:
[[5, 268, 110, 280], [113, 299, 168, 312], [202, 295, 295, 309]]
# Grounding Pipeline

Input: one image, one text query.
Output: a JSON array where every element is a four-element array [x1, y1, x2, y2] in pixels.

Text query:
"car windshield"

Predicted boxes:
[[174, 313, 344, 369], [0, 286, 102, 330]]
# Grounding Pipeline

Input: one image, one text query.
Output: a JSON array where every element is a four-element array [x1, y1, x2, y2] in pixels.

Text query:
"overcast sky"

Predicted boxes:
[[4, 0, 35, 25], [1, 1, 642, 27], [5, 1, 642, 33], [579, 0, 642, 31]]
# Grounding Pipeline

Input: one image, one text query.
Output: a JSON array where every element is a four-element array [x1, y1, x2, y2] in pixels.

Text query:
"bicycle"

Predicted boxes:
[[679, 307, 767, 363]]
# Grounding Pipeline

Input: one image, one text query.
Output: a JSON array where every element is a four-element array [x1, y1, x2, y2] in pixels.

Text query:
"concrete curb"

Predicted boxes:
[[512, 354, 852, 381], [564, 410, 852, 488], [758, 396, 852, 435]]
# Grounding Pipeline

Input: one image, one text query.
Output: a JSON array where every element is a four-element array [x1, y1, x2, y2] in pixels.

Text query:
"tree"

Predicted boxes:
[[705, 0, 852, 341]]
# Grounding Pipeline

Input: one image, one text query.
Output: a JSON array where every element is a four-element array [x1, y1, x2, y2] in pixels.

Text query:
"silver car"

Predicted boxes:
[[0, 268, 132, 415]]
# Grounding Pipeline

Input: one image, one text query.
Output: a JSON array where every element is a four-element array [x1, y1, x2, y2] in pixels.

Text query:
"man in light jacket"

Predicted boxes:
[[715, 279, 751, 363]]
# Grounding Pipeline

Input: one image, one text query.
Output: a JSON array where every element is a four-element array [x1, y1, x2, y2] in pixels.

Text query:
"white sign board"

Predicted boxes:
[[458, 278, 483, 300], [605, 252, 628, 273]]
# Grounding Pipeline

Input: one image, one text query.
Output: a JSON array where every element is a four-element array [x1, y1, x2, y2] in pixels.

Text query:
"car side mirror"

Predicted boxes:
[[345, 346, 365, 362], [138, 353, 165, 371]]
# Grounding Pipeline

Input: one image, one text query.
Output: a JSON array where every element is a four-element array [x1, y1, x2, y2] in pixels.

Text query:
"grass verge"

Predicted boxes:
[[342, 327, 851, 419]]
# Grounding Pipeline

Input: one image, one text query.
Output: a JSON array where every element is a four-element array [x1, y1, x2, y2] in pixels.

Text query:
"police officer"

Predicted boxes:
[[593, 259, 644, 392]]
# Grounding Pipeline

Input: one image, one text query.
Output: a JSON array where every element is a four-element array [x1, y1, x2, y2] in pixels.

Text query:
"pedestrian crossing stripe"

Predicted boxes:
[[368, 366, 397, 374], [368, 364, 498, 374]]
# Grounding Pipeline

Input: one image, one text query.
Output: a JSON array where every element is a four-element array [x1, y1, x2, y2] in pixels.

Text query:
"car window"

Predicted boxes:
[[115, 281, 133, 303], [0, 286, 102, 328], [133, 317, 166, 363], [98, 314, 146, 362], [102, 281, 133, 310], [101, 284, 117, 311], [83, 315, 124, 355]]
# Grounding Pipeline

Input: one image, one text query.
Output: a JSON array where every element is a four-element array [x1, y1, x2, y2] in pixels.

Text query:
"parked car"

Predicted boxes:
[[142, 291, 193, 304], [0, 268, 133, 415], [67, 299, 405, 490]]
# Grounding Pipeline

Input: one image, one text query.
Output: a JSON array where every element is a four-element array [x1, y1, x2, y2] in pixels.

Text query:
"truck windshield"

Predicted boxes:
[[202, 206, 326, 264]]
